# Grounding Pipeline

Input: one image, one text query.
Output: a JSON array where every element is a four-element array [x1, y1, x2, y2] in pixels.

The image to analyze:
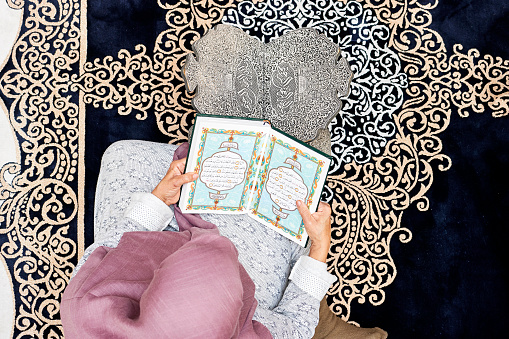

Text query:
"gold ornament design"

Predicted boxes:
[[1, 0, 508, 336], [449, 44, 509, 118], [324, 0, 507, 320], [0, 0, 84, 337], [6, 0, 24, 10], [72, 0, 241, 144], [324, 0, 454, 319]]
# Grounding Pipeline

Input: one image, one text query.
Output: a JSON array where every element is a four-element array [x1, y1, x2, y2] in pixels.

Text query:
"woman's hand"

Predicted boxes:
[[296, 200, 332, 263], [152, 158, 198, 206]]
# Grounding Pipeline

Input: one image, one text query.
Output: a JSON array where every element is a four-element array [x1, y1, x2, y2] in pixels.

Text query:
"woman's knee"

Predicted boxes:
[[101, 140, 140, 164]]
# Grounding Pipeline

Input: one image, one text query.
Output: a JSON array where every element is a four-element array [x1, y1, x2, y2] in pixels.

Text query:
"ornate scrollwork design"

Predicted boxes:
[[0, 0, 81, 337], [6, 0, 24, 10], [325, 131, 450, 317], [221, 0, 418, 320], [0, 1, 245, 337], [315, 0, 454, 319], [72, 0, 240, 144], [2, 0, 506, 336], [449, 44, 509, 118], [223, 0, 408, 171]]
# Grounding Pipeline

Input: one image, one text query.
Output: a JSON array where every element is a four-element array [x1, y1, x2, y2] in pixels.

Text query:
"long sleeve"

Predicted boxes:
[[75, 187, 336, 338], [73, 192, 176, 277], [123, 192, 175, 231], [200, 213, 337, 339]]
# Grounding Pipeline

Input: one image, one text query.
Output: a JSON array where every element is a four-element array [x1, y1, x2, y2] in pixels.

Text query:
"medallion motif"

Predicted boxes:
[[1, 0, 508, 336], [223, 0, 409, 171]]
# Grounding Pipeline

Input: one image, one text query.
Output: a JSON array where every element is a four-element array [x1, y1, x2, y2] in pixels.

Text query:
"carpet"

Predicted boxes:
[[0, 0, 508, 338]]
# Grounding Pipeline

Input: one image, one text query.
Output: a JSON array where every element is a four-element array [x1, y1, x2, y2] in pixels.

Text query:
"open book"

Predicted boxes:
[[179, 115, 331, 246]]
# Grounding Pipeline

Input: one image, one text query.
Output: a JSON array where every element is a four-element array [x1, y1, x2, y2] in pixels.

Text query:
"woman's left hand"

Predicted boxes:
[[152, 158, 198, 206]]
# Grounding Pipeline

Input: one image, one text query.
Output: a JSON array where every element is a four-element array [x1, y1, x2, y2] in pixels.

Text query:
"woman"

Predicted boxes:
[[61, 140, 336, 338]]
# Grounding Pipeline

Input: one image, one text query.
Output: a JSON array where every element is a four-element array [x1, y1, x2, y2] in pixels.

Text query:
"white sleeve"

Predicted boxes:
[[289, 256, 337, 300], [124, 192, 174, 231]]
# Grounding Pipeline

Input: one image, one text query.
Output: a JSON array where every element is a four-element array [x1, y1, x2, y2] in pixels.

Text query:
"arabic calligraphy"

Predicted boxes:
[[209, 192, 228, 199], [272, 206, 289, 219], [200, 151, 247, 192], [284, 157, 301, 171], [220, 141, 239, 149], [266, 166, 308, 211]]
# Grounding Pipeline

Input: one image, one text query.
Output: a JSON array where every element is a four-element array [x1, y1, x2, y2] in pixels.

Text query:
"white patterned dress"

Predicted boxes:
[[73, 140, 336, 339]]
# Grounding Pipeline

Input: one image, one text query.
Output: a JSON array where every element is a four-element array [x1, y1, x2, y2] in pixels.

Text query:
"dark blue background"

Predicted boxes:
[[83, 1, 509, 338], [347, 1, 509, 337], [84, 0, 173, 247]]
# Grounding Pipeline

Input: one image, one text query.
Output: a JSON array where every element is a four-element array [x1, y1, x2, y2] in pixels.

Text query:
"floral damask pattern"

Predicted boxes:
[[320, 0, 454, 318], [449, 44, 509, 118], [72, 0, 241, 144], [222, 0, 409, 171], [1, 0, 508, 337], [0, 0, 83, 337]]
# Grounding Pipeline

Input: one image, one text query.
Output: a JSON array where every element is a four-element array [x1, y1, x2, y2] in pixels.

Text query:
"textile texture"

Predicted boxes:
[[61, 211, 271, 338], [0, 0, 508, 338], [76, 139, 321, 338]]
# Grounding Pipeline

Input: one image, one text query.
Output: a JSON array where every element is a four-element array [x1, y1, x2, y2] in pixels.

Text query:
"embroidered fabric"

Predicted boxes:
[[124, 192, 174, 231], [289, 256, 337, 301], [74, 140, 336, 338]]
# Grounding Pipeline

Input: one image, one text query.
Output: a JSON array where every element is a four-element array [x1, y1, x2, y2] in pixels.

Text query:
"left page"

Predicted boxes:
[[179, 115, 270, 213]]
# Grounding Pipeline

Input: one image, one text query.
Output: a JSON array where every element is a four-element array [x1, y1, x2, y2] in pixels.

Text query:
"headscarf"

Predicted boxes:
[[60, 143, 272, 339]]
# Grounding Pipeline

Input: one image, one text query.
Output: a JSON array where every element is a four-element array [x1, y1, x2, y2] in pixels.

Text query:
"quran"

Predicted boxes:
[[179, 114, 331, 246]]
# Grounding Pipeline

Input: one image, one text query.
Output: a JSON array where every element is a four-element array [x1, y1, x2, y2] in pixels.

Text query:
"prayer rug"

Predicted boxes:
[[0, 0, 508, 338]]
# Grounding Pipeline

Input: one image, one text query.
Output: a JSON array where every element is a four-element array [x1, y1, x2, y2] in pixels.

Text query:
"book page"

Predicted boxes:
[[180, 115, 269, 213], [248, 130, 331, 246]]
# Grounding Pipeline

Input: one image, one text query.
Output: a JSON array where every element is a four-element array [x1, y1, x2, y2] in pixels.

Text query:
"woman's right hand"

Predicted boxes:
[[152, 158, 198, 206]]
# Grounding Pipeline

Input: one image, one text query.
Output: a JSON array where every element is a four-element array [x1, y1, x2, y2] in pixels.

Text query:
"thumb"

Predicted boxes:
[[296, 200, 313, 225], [315, 202, 331, 216], [174, 172, 198, 187]]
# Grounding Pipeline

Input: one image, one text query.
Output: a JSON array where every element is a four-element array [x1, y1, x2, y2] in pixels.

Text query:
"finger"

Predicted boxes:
[[174, 158, 187, 174], [169, 172, 198, 189], [316, 202, 331, 216], [296, 200, 314, 225], [316, 201, 328, 211], [168, 158, 186, 173], [166, 158, 187, 179]]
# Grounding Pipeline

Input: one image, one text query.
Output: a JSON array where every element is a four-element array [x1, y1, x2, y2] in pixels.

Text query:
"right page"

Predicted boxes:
[[248, 128, 331, 246]]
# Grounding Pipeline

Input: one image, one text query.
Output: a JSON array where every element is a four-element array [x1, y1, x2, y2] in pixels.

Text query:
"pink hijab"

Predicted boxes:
[[60, 143, 272, 339]]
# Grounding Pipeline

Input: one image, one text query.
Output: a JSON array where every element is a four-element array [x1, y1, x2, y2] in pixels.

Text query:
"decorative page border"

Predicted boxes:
[[252, 137, 324, 240], [240, 132, 268, 207], [186, 128, 263, 211]]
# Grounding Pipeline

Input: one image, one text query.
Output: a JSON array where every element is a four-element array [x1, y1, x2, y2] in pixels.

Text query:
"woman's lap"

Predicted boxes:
[[94, 140, 178, 239]]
